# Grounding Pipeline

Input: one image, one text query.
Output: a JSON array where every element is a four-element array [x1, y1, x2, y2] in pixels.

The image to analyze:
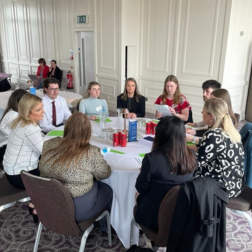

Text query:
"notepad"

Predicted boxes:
[[47, 130, 64, 137], [186, 142, 195, 146]]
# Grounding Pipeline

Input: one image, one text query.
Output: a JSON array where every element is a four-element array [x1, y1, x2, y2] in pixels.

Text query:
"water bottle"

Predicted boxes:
[[116, 108, 123, 129], [99, 109, 107, 138]]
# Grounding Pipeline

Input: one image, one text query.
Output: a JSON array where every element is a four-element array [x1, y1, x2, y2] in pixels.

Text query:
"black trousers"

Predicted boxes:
[[5, 168, 40, 189]]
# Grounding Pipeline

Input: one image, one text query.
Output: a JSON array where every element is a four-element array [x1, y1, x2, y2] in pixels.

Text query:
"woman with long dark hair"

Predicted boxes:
[[117, 78, 145, 118], [135, 116, 197, 231]]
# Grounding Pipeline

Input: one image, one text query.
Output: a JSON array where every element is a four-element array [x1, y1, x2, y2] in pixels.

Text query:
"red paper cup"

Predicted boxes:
[[120, 132, 127, 147], [146, 122, 151, 134], [113, 133, 119, 147]]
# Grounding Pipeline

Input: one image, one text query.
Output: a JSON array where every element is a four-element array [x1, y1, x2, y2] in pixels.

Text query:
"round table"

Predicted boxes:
[[44, 117, 155, 248]]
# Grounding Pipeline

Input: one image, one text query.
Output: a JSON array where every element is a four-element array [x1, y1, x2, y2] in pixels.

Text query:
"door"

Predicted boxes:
[[78, 31, 95, 96]]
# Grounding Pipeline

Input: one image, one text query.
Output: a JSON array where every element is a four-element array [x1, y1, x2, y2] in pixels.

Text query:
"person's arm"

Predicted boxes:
[[24, 125, 44, 154], [102, 100, 109, 117], [135, 96, 145, 118], [63, 98, 72, 121], [175, 107, 189, 121], [117, 95, 124, 109], [79, 99, 86, 114], [36, 66, 40, 77], [135, 155, 152, 196], [197, 130, 222, 172], [54, 67, 62, 82], [91, 148, 111, 180], [43, 66, 49, 78]]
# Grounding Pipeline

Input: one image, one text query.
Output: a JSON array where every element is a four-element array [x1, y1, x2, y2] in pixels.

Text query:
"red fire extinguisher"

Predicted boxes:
[[67, 70, 73, 89]]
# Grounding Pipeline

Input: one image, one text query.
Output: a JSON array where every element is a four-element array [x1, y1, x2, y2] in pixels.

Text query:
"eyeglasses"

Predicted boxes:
[[49, 88, 59, 92]]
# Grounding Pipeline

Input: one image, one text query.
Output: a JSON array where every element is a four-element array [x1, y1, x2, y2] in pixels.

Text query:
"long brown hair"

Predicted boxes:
[[161, 75, 181, 105], [121, 78, 141, 102], [211, 89, 237, 128], [43, 113, 92, 168], [0, 89, 27, 122], [152, 116, 196, 174]]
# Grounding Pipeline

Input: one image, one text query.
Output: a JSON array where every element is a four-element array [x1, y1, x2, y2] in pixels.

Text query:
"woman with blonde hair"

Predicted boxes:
[[117, 78, 145, 118], [155, 75, 191, 121], [39, 112, 112, 229], [188, 98, 244, 198], [79, 81, 109, 120], [3, 93, 44, 189]]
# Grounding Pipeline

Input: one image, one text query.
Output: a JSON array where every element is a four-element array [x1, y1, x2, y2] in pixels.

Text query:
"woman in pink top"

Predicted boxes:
[[36, 58, 49, 79], [155, 75, 191, 122]]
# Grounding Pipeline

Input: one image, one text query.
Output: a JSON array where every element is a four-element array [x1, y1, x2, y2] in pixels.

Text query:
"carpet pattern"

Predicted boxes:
[[0, 202, 252, 252]]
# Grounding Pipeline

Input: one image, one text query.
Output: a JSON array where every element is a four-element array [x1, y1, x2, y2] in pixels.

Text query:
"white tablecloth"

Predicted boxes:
[[44, 117, 153, 248], [0, 90, 82, 119]]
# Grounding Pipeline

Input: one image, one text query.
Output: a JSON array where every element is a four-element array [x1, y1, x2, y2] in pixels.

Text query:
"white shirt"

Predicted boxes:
[[39, 94, 72, 133], [0, 110, 18, 147], [3, 123, 44, 175]]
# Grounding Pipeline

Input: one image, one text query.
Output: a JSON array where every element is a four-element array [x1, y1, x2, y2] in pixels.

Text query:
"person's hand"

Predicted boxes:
[[186, 134, 194, 142], [89, 115, 97, 120], [186, 122, 197, 127], [127, 113, 137, 118], [37, 76, 42, 79], [186, 128, 196, 135], [156, 111, 162, 119], [169, 106, 176, 115]]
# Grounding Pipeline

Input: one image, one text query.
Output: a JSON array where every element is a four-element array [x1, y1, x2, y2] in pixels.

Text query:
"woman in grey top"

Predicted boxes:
[[39, 112, 112, 229]]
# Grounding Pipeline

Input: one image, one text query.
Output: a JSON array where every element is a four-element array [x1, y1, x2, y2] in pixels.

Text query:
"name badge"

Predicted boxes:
[[96, 106, 102, 112]]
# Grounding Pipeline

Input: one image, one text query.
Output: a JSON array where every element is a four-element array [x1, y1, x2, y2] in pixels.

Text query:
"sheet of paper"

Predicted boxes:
[[155, 104, 172, 117]]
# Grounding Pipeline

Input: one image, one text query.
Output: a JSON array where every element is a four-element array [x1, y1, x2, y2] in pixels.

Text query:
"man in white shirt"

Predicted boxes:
[[39, 77, 72, 133]]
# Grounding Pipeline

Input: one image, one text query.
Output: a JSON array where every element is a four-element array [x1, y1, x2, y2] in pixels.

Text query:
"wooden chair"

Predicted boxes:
[[0, 175, 29, 213], [133, 186, 181, 251], [21, 171, 112, 252]]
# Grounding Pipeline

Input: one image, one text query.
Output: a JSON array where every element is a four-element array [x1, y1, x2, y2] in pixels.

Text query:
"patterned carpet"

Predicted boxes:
[[0, 202, 252, 252]]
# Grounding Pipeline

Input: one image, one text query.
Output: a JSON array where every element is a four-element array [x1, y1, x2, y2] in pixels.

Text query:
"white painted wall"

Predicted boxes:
[[0, 0, 252, 120], [220, 0, 252, 120]]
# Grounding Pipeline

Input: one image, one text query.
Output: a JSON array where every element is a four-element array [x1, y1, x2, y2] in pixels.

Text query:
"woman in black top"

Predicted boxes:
[[117, 78, 145, 118], [48, 60, 62, 85], [187, 98, 244, 198], [135, 116, 197, 231]]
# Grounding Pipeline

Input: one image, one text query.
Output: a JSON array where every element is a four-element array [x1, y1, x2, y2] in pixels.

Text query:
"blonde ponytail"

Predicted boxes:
[[204, 98, 241, 144]]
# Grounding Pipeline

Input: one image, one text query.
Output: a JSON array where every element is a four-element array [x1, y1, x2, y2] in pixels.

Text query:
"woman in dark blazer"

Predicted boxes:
[[117, 78, 145, 118], [135, 116, 197, 232], [48, 60, 62, 84]]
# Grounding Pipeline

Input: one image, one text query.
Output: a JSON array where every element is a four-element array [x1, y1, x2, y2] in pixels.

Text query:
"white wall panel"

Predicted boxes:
[[97, 77, 119, 108], [41, 0, 55, 62], [3, 2, 17, 61], [140, 0, 175, 79], [2, 62, 9, 73], [175, 0, 226, 83], [26, 0, 43, 64], [55, 0, 74, 69], [96, 0, 119, 77], [8, 63, 19, 78], [0, 3, 8, 62], [14, 1, 29, 63], [19, 64, 30, 81]]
